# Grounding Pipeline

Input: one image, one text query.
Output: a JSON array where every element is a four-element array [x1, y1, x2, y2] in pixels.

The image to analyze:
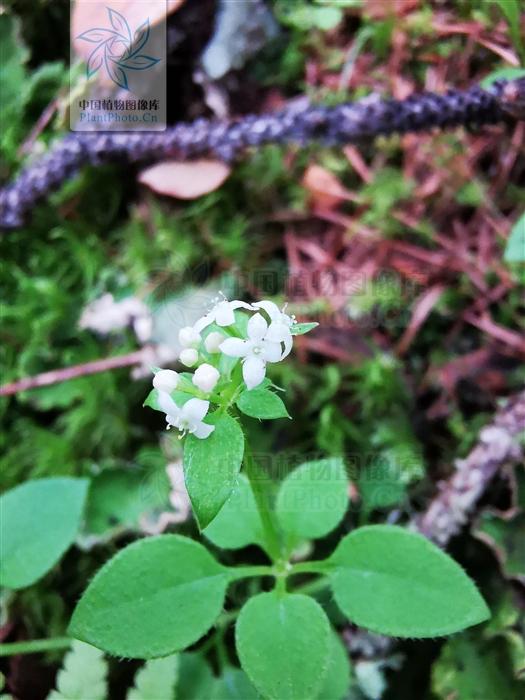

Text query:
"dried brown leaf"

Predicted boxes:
[[138, 159, 231, 199], [302, 164, 354, 210]]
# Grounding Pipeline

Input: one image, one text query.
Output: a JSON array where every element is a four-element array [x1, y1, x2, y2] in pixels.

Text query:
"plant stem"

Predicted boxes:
[[289, 560, 333, 576], [242, 439, 282, 562], [292, 576, 329, 597], [0, 637, 71, 656], [229, 565, 274, 581]]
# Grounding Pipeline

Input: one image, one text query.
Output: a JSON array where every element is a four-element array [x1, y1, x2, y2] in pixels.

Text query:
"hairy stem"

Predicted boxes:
[[242, 439, 282, 562], [229, 564, 274, 581], [0, 637, 71, 657], [289, 560, 333, 576]]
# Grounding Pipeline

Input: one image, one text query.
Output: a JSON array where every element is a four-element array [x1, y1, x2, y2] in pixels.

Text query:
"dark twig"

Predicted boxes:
[[1, 79, 524, 228]]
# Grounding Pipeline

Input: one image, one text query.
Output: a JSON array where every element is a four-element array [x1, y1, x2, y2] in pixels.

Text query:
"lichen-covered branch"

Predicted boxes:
[[1, 78, 524, 229], [414, 390, 525, 546]]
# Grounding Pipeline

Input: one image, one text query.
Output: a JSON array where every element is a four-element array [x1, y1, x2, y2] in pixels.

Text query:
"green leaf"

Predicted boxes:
[[177, 653, 215, 700], [237, 388, 290, 420], [210, 668, 260, 699], [492, 0, 524, 60], [127, 655, 179, 700], [474, 511, 525, 584], [236, 592, 331, 700], [290, 322, 318, 336], [203, 474, 265, 551], [47, 641, 107, 700], [0, 14, 29, 117], [316, 630, 352, 700], [84, 469, 150, 537], [358, 454, 407, 514], [504, 212, 525, 263], [283, 5, 343, 31], [0, 478, 89, 589], [184, 413, 245, 529], [275, 458, 348, 542], [432, 630, 525, 700], [481, 67, 525, 88], [328, 525, 490, 637], [69, 535, 230, 658]]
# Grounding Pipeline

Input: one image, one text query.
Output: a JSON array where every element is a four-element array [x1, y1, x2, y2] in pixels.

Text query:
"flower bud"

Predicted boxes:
[[204, 331, 226, 353], [152, 369, 179, 393], [178, 326, 201, 348], [192, 363, 220, 393], [179, 348, 198, 367]]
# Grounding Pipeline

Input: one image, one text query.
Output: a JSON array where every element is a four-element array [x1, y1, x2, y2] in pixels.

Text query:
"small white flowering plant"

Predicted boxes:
[[68, 298, 489, 698], [146, 298, 306, 445]]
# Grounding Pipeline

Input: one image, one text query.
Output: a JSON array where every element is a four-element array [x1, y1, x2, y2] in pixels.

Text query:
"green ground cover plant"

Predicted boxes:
[[1, 1, 524, 698]]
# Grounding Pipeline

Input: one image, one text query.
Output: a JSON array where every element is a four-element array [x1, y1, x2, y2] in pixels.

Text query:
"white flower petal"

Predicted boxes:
[[166, 413, 182, 429], [192, 422, 215, 439], [180, 399, 210, 423], [194, 313, 214, 333], [220, 337, 249, 358], [153, 369, 179, 393], [204, 331, 225, 353], [192, 363, 220, 393], [265, 321, 290, 343], [243, 356, 266, 389], [215, 301, 236, 326], [157, 391, 180, 416], [253, 300, 280, 320], [247, 312, 268, 341], [179, 348, 198, 367], [261, 340, 283, 363], [231, 300, 255, 312], [179, 326, 201, 348], [182, 398, 210, 423]]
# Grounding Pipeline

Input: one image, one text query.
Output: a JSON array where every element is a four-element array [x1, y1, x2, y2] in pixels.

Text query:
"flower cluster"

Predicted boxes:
[[151, 298, 298, 440]]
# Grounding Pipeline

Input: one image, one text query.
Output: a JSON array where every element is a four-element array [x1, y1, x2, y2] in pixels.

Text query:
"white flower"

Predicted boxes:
[[179, 348, 199, 367], [179, 326, 201, 348], [219, 312, 282, 389], [153, 369, 180, 393], [253, 300, 295, 359], [204, 331, 226, 353], [158, 392, 214, 439], [194, 298, 254, 332], [192, 363, 220, 393]]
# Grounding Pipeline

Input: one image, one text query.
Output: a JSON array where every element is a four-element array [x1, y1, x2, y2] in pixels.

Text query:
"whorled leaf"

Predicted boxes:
[[203, 474, 266, 551], [236, 388, 290, 420], [184, 413, 245, 529], [0, 477, 89, 590], [315, 630, 352, 700], [177, 653, 215, 700], [328, 525, 490, 638], [432, 630, 525, 700], [236, 592, 331, 700], [275, 457, 349, 543], [210, 668, 260, 700], [290, 322, 318, 336], [69, 535, 230, 658]]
